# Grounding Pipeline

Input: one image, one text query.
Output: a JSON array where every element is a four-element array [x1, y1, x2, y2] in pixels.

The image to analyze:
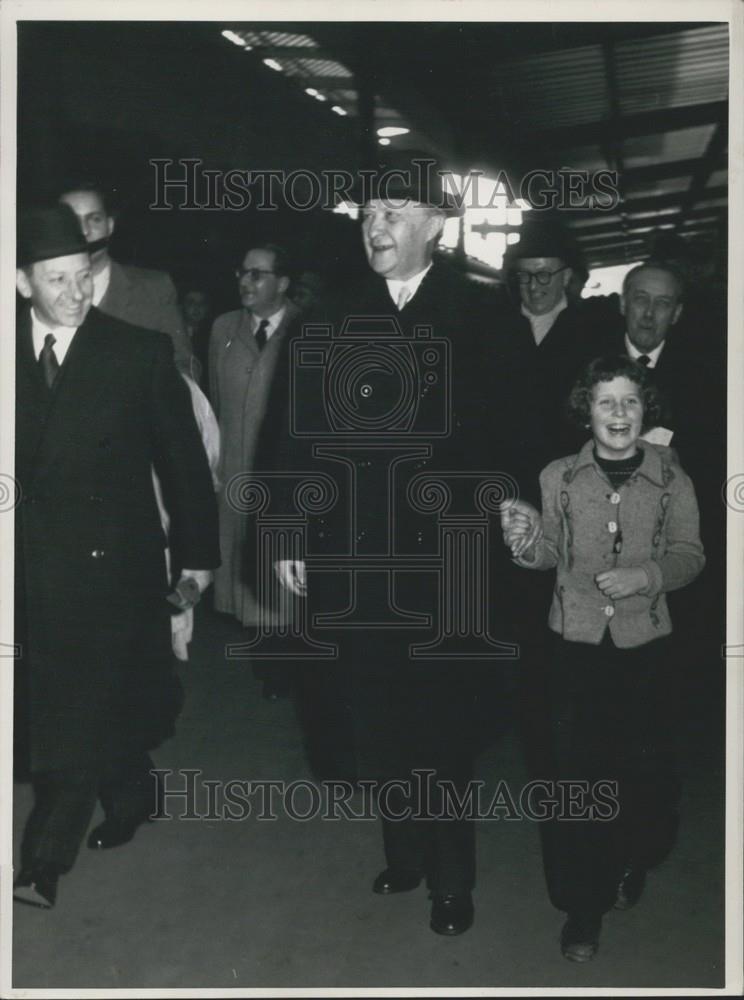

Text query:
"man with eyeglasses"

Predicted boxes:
[[501, 220, 614, 464], [208, 243, 300, 698]]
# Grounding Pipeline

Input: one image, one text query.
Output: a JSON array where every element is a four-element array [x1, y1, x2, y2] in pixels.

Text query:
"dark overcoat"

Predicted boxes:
[[15, 306, 220, 774], [270, 259, 541, 778]]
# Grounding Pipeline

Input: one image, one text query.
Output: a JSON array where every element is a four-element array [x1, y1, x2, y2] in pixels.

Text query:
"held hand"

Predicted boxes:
[[500, 499, 543, 558], [274, 559, 307, 597], [594, 567, 649, 600]]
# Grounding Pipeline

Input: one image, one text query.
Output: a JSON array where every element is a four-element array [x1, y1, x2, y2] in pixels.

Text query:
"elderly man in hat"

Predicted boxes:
[[501, 219, 616, 463], [271, 155, 540, 935], [13, 204, 219, 908]]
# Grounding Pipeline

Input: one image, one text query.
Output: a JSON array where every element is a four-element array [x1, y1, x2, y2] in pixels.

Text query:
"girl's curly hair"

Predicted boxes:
[[567, 355, 664, 434]]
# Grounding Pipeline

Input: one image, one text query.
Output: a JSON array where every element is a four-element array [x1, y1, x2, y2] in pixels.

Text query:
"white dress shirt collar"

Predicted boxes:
[[252, 304, 286, 342], [30, 309, 79, 364], [386, 264, 433, 310], [521, 296, 568, 346], [624, 333, 666, 368]]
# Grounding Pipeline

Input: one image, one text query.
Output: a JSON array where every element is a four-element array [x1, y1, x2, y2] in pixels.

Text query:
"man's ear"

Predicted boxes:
[[427, 211, 446, 243], [619, 293, 627, 318], [671, 302, 683, 326], [278, 275, 290, 297], [106, 215, 115, 238], [561, 266, 573, 289], [16, 268, 32, 300]]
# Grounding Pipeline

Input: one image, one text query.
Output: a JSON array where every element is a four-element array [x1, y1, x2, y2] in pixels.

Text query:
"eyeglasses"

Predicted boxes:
[[235, 267, 277, 282], [514, 266, 568, 287]]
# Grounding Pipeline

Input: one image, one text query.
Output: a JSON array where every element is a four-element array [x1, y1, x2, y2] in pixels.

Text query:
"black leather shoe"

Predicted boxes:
[[614, 865, 647, 910], [87, 817, 149, 850], [13, 864, 59, 909], [372, 868, 424, 895], [561, 914, 602, 962], [429, 892, 474, 935]]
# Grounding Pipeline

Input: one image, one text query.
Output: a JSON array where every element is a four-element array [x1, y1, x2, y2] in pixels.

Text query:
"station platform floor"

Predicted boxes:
[[11, 604, 726, 992]]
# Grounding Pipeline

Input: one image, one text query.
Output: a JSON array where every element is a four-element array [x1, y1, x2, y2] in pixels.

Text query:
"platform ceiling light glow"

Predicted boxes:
[[331, 105, 347, 116], [263, 58, 283, 72], [377, 127, 410, 138], [438, 172, 528, 270], [378, 137, 391, 146], [222, 30, 249, 47]]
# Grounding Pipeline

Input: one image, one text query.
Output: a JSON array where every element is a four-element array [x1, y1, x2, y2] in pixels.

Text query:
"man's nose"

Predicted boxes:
[[68, 279, 85, 300], [367, 214, 385, 237], [611, 400, 626, 416]]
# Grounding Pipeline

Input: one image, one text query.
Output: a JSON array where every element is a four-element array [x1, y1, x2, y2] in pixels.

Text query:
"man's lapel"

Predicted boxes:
[[100, 258, 131, 314], [28, 309, 117, 472]]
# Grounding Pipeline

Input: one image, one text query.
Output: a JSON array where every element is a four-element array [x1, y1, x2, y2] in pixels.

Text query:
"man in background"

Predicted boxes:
[[59, 181, 196, 376]]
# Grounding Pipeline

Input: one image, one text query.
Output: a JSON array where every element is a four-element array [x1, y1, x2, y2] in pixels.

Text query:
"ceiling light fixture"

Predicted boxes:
[[377, 126, 410, 138]]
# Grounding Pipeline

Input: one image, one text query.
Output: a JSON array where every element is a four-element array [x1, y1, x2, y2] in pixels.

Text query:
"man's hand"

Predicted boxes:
[[594, 567, 649, 600], [274, 559, 307, 597], [500, 499, 543, 558]]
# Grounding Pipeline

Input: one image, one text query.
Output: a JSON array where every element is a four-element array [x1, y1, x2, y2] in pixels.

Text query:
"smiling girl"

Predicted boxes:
[[503, 355, 705, 963]]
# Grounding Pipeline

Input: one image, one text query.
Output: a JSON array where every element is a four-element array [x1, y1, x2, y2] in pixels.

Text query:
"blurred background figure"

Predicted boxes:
[[290, 269, 325, 315], [179, 284, 214, 390]]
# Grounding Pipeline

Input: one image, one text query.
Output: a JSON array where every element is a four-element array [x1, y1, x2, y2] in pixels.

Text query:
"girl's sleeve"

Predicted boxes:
[[639, 471, 706, 596], [515, 464, 561, 571]]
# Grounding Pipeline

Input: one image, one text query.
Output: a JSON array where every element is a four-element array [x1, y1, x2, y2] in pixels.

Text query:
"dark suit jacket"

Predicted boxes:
[[99, 259, 195, 375], [496, 296, 620, 465], [599, 327, 725, 503], [15, 306, 220, 773]]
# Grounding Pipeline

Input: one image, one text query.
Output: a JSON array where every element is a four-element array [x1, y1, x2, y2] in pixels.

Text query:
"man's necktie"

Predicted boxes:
[[39, 333, 60, 388], [254, 318, 269, 351], [637, 354, 651, 367], [397, 286, 411, 311]]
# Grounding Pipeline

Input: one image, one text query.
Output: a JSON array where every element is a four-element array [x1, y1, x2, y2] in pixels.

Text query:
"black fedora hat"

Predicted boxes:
[[503, 219, 582, 269], [352, 150, 465, 218], [17, 204, 89, 267]]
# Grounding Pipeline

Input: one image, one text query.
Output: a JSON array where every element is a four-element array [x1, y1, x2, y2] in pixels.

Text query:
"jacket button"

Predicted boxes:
[[91, 549, 105, 559], [604, 605, 615, 617], [610, 492, 621, 504], [607, 520, 618, 533]]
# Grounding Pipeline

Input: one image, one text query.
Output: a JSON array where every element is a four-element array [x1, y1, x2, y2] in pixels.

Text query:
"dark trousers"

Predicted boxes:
[[20, 751, 160, 874], [380, 763, 476, 895], [525, 632, 680, 917], [369, 658, 477, 896]]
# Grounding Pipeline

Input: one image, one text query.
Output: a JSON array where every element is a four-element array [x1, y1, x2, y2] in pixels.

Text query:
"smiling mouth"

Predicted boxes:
[[608, 424, 631, 434]]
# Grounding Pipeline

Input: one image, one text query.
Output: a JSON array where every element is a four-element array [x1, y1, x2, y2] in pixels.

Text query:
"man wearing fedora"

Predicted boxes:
[[13, 204, 219, 908], [272, 154, 540, 935]]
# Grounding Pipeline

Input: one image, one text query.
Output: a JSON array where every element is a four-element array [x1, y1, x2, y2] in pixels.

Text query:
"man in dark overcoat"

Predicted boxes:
[[13, 205, 220, 908], [272, 156, 540, 935]]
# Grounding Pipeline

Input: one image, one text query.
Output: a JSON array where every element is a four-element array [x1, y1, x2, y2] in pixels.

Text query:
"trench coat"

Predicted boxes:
[[208, 303, 300, 627], [15, 306, 220, 773]]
